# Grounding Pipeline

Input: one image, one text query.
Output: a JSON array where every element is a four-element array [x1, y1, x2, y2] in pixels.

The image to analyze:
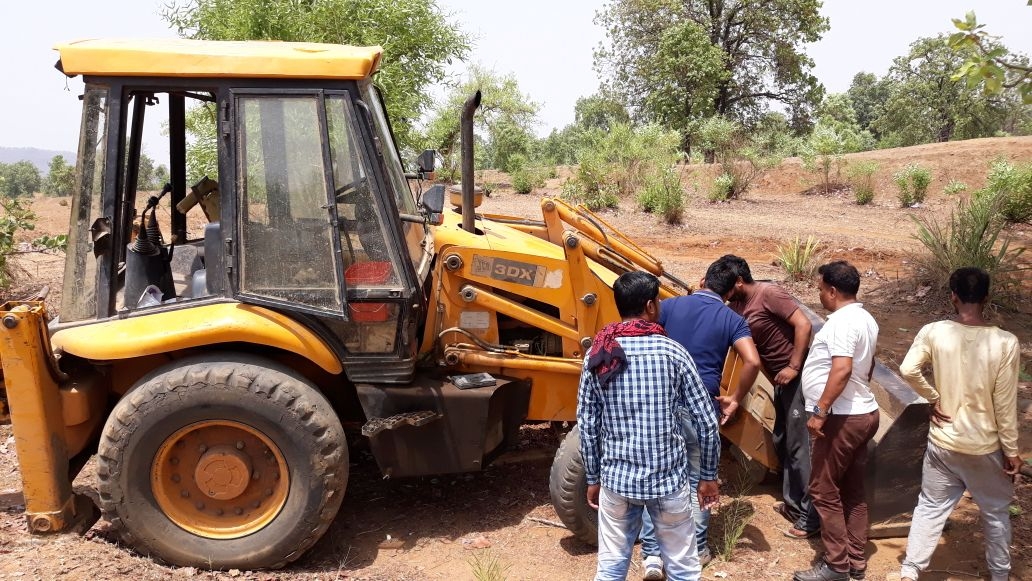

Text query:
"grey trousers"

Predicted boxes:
[[772, 375, 820, 531], [901, 442, 1014, 581]]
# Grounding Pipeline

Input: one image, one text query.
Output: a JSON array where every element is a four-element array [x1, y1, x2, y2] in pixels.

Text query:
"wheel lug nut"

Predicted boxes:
[[195, 501, 205, 510], [170, 457, 179, 465], [236, 441, 245, 450], [180, 490, 190, 498], [252, 500, 261, 508], [216, 508, 224, 516], [264, 488, 273, 497], [171, 474, 181, 483], [252, 471, 260, 481], [234, 507, 243, 515], [199, 444, 207, 453]]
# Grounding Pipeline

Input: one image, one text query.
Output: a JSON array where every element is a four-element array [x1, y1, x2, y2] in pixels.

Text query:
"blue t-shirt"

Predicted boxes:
[[659, 290, 752, 396]]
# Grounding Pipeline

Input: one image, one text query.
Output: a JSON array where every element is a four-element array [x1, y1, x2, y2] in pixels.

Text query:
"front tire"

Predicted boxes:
[[97, 354, 347, 569], [548, 425, 597, 545]]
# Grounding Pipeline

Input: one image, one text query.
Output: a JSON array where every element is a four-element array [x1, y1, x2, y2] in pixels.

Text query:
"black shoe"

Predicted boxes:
[[792, 561, 848, 581], [848, 567, 865, 580]]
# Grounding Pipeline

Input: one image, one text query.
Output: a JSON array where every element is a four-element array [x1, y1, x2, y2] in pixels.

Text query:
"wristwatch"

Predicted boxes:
[[812, 404, 829, 418]]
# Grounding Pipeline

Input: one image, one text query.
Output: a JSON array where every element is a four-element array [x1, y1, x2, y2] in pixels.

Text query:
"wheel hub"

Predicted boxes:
[[194, 445, 253, 500]]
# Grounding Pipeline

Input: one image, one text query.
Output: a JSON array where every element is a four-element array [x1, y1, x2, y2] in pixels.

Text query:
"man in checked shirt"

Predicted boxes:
[[579, 271, 721, 581]]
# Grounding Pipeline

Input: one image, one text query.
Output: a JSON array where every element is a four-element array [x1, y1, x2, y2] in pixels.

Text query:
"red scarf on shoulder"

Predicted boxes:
[[587, 319, 667, 388]]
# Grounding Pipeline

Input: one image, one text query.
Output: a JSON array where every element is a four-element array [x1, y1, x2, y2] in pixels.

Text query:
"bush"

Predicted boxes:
[[846, 160, 879, 205], [894, 163, 932, 207], [978, 160, 1032, 223], [943, 179, 968, 196], [912, 194, 1027, 306], [638, 168, 685, 224], [698, 116, 781, 200], [709, 173, 734, 202], [776, 236, 822, 281]]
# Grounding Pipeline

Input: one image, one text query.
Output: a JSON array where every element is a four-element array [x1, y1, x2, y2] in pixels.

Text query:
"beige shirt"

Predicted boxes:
[[899, 320, 1020, 456]]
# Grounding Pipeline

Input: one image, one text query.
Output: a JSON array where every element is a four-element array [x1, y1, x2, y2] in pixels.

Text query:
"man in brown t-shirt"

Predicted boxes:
[[721, 255, 820, 538]]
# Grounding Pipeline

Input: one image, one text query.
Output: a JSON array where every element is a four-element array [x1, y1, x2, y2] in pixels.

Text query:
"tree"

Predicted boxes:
[[0, 161, 42, 198], [163, 0, 471, 150], [44, 155, 75, 197], [594, 0, 828, 151], [873, 35, 1017, 147], [574, 93, 631, 132], [950, 10, 1032, 105], [846, 72, 890, 136], [419, 66, 540, 177]]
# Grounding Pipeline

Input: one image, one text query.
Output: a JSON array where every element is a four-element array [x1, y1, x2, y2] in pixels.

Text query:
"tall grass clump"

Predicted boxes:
[[561, 122, 683, 211], [776, 236, 822, 281], [467, 550, 511, 581], [943, 179, 968, 196], [977, 160, 1032, 224], [912, 194, 1027, 306], [637, 167, 685, 224], [894, 163, 932, 207], [846, 160, 879, 205], [713, 468, 756, 562]]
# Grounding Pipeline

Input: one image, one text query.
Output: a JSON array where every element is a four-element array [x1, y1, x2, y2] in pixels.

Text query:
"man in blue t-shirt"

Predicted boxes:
[[639, 259, 761, 579]]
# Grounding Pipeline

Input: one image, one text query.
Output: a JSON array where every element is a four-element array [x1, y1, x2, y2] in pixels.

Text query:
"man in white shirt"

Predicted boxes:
[[896, 267, 1022, 581], [793, 261, 880, 581]]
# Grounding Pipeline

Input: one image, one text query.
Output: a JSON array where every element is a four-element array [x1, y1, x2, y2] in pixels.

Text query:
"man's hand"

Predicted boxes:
[[774, 366, 799, 387], [1004, 455, 1023, 482], [715, 396, 739, 425], [698, 480, 720, 511], [586, 484, 600, 509], [807, 414, 827, 438], [929, 401, 952, 427]]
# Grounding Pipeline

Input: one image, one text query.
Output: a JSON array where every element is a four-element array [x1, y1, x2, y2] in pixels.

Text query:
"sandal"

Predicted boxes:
[[773, 501, 796, 523], [783, 526, 820, 539]]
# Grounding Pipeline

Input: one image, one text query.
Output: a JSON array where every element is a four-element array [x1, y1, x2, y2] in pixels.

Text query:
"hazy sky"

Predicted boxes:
[[3, 0, 1030, 157]]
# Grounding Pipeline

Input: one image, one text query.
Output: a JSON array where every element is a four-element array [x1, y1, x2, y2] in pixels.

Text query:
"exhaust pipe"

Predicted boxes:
[[460, 90, 482, 234]]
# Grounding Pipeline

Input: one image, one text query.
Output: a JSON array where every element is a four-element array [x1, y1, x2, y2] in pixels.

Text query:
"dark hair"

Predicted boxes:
[[704, 259, 739, 296], [614, 271, 660, 317], [817, 260, 861, 296], [717, 254, 753, 284], [949, 267, 990, 304]]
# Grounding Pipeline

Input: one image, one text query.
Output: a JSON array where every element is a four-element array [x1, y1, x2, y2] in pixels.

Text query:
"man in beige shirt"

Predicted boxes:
[[897, 267, 1023, 581]]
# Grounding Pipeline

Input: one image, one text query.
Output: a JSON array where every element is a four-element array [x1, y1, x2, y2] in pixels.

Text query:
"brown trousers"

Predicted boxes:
[[809, 410, 880, 572]]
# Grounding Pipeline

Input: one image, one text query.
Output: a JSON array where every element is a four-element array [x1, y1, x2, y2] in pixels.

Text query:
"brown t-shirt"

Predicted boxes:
[[729, 283, 800, 378]]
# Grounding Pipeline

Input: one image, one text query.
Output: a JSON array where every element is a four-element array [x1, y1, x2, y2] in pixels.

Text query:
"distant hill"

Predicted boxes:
[[0, 147, 76, 174]]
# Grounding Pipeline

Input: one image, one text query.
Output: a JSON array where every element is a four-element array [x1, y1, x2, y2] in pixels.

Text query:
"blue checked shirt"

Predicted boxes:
[[577, 334, 720, 500]]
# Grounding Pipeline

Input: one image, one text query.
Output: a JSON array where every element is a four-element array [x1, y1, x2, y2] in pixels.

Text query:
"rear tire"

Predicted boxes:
[[548, 425, 597, 545], [96, 353, 347, 569]]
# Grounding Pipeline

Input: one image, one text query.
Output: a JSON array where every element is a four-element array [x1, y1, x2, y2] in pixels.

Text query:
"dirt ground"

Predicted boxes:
[[1, 136, 1031, 580]]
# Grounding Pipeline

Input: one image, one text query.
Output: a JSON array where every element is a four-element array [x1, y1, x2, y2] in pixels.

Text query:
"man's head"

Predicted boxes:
[[614, 271, 660, 321], [704, 259, 740, 300], [816, 260, 861, 311], [949, 267, 990, 306]]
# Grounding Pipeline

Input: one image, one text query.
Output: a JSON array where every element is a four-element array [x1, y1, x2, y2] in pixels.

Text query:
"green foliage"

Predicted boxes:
[[0, 197, 37, 288], [0, 161, 42, 198], [911, 194, 1027, 305], [846, 160, 879, 205], [637, 168, 685, 224], [894, 163, 932, 207], [135, 153, 171, 191], [467, 550, 510, 581], [183, 103, 219, 180], [595, 0, 828, 152], [714, 469, 755, 562], [776, 235, 822, 281], [943, 179, 968, 195], [847, 72, 891, 137], [978, 159, 1032, 223], [872, 35, 1026, 147], [163, 0, 471, 151], [574, 93, 630, 131], [709, 173, 734, 202], [32, 234, 68, 251], [950, 10, 1032, 105], [420, 65, 540, 180], [511, 166, 548, 195], [43, 155, 75, 197]]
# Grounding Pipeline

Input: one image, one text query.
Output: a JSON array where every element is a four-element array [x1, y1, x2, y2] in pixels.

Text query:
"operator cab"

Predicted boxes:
[[55, 39, 438, 382]]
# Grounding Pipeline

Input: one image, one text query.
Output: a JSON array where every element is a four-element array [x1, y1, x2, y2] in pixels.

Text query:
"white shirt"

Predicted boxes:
[[801, 302, 880, 415]]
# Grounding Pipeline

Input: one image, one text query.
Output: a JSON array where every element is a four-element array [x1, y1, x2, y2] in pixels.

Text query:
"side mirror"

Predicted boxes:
[[420, 184, 446, 225], [418, 149, 437, 173]]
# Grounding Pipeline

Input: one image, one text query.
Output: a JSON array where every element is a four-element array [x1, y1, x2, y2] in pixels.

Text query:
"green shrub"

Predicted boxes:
[[0, 197, 37, 288], [776, 236, 822, 281], [943, 179, 968, 196], [511, 166, 548, 195], [894, 163, 932, 207], [698, 116, 781, 199], [638, 168, 685, 224], [978, 160, 1032, 223], [846, 160, 879, 205], [709, 173, 734, 202], [912, 194, 1027, 306]]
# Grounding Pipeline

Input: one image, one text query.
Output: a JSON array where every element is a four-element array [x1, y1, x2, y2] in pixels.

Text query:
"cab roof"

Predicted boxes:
[[55, 38, 383, 80]]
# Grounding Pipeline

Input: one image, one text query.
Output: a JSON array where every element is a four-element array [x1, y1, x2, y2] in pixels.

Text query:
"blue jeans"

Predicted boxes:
[[640, 403, 711, 556], [596, 483, 701, 581]]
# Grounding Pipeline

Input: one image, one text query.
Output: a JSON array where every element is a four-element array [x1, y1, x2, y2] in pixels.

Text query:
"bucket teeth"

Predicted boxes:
[[361, 410, 441, 437]]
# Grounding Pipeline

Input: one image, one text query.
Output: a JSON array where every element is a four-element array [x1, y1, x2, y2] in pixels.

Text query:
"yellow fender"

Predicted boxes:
[[51, 303, 343, 374]]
